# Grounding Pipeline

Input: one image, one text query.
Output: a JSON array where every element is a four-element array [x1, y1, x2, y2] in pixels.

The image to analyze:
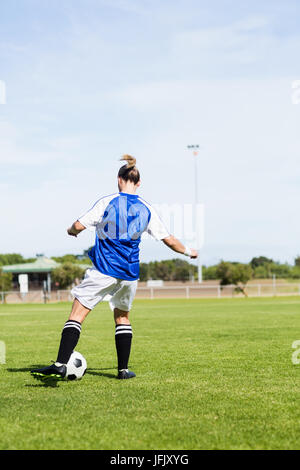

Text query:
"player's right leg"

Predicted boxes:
[[110, 280, 138, 379], [31, 299, 90, 382], [114, 308, 135, 379]]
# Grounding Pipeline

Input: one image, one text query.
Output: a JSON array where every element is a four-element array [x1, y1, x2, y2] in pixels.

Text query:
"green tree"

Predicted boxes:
[[144, 259, 195, 282], [269, 262, 292, 278], [253, 265, 269, 279], [171, 259, 191, 282], [52, 254, 92, 265], [0, 268, 13, 303], [295, 256, 300, 267], [203, 265, 218, 280], [148, 261, 170, 281], [139, 263, 149, 281], [216, 261, 252, 297], [173, 264, 190, 281], [154, 261, 171, 280], [0, 254, 36, 265], [52, 254, 78, 264], [0, 253, 24, 265], [52, 263, 84, 289], [0, 269, 13, 291], [250, 256, 273, 269], [290, 266, 300, 279], [216, 261, 232, 285]]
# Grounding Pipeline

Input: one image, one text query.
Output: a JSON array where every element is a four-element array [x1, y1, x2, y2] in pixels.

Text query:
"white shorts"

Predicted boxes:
[[71, 267, 138, 312]]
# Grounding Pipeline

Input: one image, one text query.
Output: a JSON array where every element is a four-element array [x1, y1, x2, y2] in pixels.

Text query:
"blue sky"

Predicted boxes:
[[0, 0, 300, 265]]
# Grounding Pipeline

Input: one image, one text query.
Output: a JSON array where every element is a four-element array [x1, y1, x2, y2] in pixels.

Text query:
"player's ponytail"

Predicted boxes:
[[118, 154, 140, 184], [120, 154, 136, 168]]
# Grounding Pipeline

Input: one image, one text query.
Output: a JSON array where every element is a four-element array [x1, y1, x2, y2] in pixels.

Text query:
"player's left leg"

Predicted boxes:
[[31, 268, 115, 382], [114, 307, 135, 380]]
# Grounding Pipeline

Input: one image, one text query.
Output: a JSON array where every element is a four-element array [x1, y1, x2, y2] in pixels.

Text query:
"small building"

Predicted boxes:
[[2, 255, 59, 291]]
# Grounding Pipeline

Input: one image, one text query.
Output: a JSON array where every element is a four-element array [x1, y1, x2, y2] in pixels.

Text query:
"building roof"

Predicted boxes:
[[2, 256, 60, 274]]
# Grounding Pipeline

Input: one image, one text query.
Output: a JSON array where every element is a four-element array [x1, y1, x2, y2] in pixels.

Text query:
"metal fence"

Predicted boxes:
[[1, 283, 300, 304], [135, 283, 300, 299], [0, 290, 74, 304]]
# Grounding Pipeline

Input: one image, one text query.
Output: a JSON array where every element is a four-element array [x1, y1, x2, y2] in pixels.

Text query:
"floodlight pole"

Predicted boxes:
[[187, 145, 202, 283]]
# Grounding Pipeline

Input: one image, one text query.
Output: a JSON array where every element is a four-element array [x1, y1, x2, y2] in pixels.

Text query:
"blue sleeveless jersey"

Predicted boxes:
[[78, 192, 169, 281]]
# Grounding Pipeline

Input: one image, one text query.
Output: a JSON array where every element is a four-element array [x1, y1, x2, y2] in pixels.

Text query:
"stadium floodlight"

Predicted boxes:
[[187, 145, 202, 283]]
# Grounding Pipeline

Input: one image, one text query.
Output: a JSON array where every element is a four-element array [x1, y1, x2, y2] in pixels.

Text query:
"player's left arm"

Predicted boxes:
[[145, 205, 198, 259], [67, 221, 86, 237], [162, 235, 198, 259]]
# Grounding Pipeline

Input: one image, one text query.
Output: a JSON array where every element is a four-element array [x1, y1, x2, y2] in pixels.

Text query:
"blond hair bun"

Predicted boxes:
[[120, 154, 136, 169]]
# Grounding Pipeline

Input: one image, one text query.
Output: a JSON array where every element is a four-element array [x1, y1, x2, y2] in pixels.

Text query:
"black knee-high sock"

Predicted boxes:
[[115, 324, 133, 370], [56, 320, 82, 364]]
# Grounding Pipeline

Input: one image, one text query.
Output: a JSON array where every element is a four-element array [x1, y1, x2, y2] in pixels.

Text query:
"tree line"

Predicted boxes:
[[0, 253, 300, 292], [140, 256, 300, 282]]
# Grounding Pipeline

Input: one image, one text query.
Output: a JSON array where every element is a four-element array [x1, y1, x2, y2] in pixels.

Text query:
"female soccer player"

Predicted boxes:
[[31, 155, 198, 381]]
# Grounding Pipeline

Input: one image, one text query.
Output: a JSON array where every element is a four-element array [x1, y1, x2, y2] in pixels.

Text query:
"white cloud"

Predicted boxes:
[[171, 16, 300, 71], [0, 119, 66, 165], [0, 119, 100, 166], [95, 0, 149, 15]]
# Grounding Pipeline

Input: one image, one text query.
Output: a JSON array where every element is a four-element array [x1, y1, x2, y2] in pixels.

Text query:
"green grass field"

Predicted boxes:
[[0, 297, 300, 450]]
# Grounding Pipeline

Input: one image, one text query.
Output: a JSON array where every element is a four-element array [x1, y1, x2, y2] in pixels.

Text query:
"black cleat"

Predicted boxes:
[[117, 369, 136, 380], [31, 363, 67, 382]]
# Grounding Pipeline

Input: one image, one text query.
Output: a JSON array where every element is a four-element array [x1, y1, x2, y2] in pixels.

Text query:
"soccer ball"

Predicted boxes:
[[66, 351, 87, 381]]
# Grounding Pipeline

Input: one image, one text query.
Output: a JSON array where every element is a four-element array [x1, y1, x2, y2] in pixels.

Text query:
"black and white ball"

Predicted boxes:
[[66, 351, 87, 380]]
